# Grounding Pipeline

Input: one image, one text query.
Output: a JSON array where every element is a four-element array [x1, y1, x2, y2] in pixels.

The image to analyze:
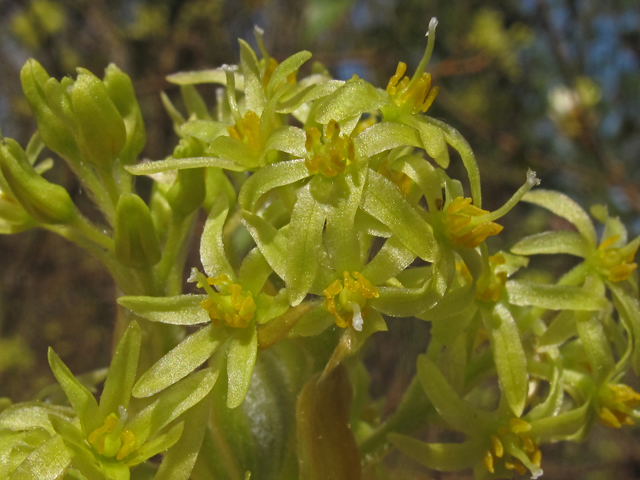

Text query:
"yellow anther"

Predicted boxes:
[[531, 448, 542, 468], [610, 384, 640, 406], [386, 62, 408, 96], [88, 413, 118, 454], [199, 274, 256, 328], [378, 162, 412, 197], [491, 435, 504, 458], [596, 236, 638, 282], [386, 63, 439, 114], [322, 272, 379, 330], [521, 435, 536, 453], [598, 407, 622, 428], [444, 197, 503, 248], [226, 110, 261, 151], [262, 57, 279, 91], [509, 418, 532, 433], [505, 461, 527, 476], [116, 430, 137, 460], [482, 449, 495, 473], [598, 234, 620, 250]]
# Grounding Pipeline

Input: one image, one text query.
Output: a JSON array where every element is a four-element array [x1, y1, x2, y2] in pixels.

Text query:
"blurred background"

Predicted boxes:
[[1, 0, 640, 478]]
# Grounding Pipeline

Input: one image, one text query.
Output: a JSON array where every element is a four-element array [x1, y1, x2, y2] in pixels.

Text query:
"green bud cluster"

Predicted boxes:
[[2, 20, 639, 480]]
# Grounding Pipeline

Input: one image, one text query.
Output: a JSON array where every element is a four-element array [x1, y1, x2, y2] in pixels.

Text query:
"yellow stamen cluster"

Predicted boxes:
[[227, 110, 261, 151], [596, 235, 638, 282], [323, 271, 379, 330], [598, 383, 640, 428], [88, 413, 137, 461], [444, 197, 503, 248], [304, 120, 355, 177], [386, 62, 439, 115], [200, 274, 256, 328], [482, 418, 542, 476]]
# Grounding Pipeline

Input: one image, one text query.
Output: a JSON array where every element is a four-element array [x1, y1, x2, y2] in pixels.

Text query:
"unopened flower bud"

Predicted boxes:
[[71, 70, 126, 169], [114, 193, 162, 268], [0, 138, 76, 224], [166, 138, 206, 217]]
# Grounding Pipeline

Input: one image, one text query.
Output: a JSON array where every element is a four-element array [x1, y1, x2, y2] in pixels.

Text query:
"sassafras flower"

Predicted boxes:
[[595, 234, 638, 282], [197, 273, 256, 328], [597, 383, 640, 428], [304, 120, 355, 177], [323, 271, 379, 331]]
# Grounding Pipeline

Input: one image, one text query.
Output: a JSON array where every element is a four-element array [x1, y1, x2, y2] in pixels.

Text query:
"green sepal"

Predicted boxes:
[[71, 70, 126, 169], [0, 138, 76, 225], [264, 126, 307, 158], [416, 354, 492, 435], [506, 280, 608, 310], [204, 167, 237, 213], [166, 69, 245, 88], [288, 303, 334, 337], [238, 247, 274, 296], [152, 392, 211, 480], [0, 402, 74, 434], [128, 368, 219, 445], [226, 321, 258, 409], [238, 158, 310, 212], [200, 193, 235, 280], [257, 301, 316, 348], [47, 348, 100, 436], [481, 304, 528, 417], [529, 402, 590, 442], [575, 310, 615, 385], [373, 279, 442, 317], [180, 85, 211, 120], [388, 435, 483, 472], [118, 294, 210, 325], [511, 231, 589, 258], [240, 211, 289, 282], [181, 120, 228, 143], [393, 154, 441, 211], [126, 421, 184, 467], [133, 325, 222, 398], [207, 136, 261, 170], [609, 283, 640, 375], [414, 121, 450, 168], [538, 310, 577, 349], [98, 321, 141, 420], [267, 51, 312, 98], [238, 39, 263, 114], [362, 236, 416, 286], [48, 415, 106, 480], [314, 78, 385, 124], [103, 64, 146, 165], [361, 169, 439, 262], [125, 157, 246, 175], [355, 309, 388, 344], [8, 433, 71, 480], [354, 122, 423, 158], [114, 193, 162, 268], [522, 190, 597, 248], [420, 116, 481, 207], [276, 80, 342, 114]]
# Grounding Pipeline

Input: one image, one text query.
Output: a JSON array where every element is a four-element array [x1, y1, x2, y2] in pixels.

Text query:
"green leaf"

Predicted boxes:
[[117, 295, 209, 325], [133, 326, 222, 398], [361, 169, 439, 262], [416, 355, 491, 435], [362, 236, 416, 286], [226, 322, 258, 409], [47, 348, 100, 436], [238, 159, 310, 211], [127, 421, 184, 466], [9, 434, 70, 480], [153, 393, 211, 480], [539, 310, 577, 349], [388, 435, 482, 472], [125, 157, 246, 175], [522, 190, 597, 248], [511, 231, 589, 257], [129, 368, 218, 445], [98, 321, 141, 420], [267, 51, 312, 97], [482, 304, 528, 417], [285, 186, 326, 305], [354, 122, 422, 158], [200, 194, 235, 280], [315, 79, 385, 124], [506, 280, 608, 311]]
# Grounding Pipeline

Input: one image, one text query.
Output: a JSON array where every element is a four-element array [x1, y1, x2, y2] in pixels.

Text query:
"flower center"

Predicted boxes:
[[304, 120, 355, 178], [198, 273, 256, 328], [594, 235, 638, 282], [597, 383, 640, 428], [323, 271, 379, 331], [482, 418, 542, 478], [87, 409, 137, 461], [443, 197, 504, 248], [227, 110, 261, 151], [386, 62, 439, 115]]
